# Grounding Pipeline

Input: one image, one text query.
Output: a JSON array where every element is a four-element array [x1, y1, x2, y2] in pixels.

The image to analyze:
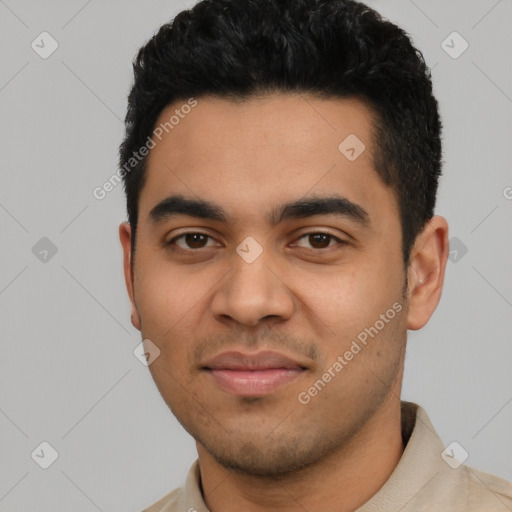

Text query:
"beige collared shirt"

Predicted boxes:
[[143, 402, 512, 511]]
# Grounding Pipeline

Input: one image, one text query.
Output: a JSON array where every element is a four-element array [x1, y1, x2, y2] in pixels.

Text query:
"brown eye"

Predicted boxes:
[[184, 233, 209, 249], [295, 232, 343, 250], [308, 233, 331, 249], [168, 232, 215, 250]]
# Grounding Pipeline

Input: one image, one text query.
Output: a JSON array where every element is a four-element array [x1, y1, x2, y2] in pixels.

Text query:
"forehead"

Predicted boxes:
[[139, 93, 398, 227]]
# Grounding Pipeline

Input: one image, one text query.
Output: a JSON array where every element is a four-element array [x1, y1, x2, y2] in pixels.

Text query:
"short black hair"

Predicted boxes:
[[119, 0, 442, 266]]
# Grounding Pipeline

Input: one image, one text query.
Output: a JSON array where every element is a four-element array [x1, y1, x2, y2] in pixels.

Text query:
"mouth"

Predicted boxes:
[[201, 350, 308, 397]]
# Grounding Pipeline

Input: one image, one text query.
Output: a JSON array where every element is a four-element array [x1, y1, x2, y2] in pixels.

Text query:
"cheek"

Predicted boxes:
[[135, 262, 200, 387], [133, 256, 221, 379], [134, 254, 206, 333], [302, 274, 367, 330], [299, 268, 405, 381], [301, 257, 401, 329]]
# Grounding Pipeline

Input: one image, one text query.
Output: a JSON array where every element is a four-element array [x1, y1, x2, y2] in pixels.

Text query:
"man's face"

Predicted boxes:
[[122, 94, 410, 476]]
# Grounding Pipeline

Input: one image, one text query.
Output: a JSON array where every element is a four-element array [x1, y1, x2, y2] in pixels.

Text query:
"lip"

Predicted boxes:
[[202, 350, 307, 397]]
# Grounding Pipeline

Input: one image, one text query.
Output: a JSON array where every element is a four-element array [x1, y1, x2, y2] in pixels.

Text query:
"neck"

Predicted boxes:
[[197, 398, 404, 512]]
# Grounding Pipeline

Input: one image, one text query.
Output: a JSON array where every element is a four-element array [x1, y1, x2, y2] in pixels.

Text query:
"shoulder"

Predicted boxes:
[[140, 459, 203, 512], [463, 465, 512, 510], [141, 487, 183, 512]]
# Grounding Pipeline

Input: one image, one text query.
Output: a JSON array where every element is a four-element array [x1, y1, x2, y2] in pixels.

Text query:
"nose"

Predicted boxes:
[[210, 248, 295, 327]]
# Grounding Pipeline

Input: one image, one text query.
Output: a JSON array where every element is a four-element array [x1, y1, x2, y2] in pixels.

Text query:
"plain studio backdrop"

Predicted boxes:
[[1, 1, 511, 511]]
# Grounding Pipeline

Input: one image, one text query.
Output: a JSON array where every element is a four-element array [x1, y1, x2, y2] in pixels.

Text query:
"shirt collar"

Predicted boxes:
[[356, 401, 450, 511]]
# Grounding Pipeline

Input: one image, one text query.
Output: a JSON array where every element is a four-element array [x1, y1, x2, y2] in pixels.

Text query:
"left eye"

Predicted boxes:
[[168, 232, 343, 251], [293, 232, 343, 250]]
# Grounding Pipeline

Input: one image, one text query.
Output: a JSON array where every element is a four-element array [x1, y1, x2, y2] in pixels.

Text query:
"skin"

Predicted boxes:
[[119, 93, 449, 512]]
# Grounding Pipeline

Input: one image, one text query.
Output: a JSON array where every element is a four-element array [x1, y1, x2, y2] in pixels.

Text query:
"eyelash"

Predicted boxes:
[[166, 231, 347, 252]]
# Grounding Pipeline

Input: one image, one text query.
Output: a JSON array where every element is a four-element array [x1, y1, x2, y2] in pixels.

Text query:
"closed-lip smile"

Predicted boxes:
[[201, 350, 308, 397]]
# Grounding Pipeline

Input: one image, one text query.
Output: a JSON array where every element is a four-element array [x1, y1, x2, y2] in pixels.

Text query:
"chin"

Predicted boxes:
[[200, 433, 329, 478]]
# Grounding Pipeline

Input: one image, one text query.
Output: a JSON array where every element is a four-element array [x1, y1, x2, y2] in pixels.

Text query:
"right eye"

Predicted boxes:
[[166, 232, 218, 251]]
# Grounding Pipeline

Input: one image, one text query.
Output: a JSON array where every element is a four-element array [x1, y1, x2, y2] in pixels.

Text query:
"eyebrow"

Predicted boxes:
[[148, 194, 370, 227]]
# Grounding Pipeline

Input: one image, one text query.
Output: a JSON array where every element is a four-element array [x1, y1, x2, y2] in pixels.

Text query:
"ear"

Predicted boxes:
[[119, 222, 141, 331], [406, 216, 449, 330]]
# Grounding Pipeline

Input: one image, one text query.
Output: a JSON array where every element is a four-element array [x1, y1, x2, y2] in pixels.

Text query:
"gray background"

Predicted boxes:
[[1, 0, 511, 510]]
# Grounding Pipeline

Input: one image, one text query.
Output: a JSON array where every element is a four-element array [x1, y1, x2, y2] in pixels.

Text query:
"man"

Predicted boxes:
[[118, 0, 512, 510]]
